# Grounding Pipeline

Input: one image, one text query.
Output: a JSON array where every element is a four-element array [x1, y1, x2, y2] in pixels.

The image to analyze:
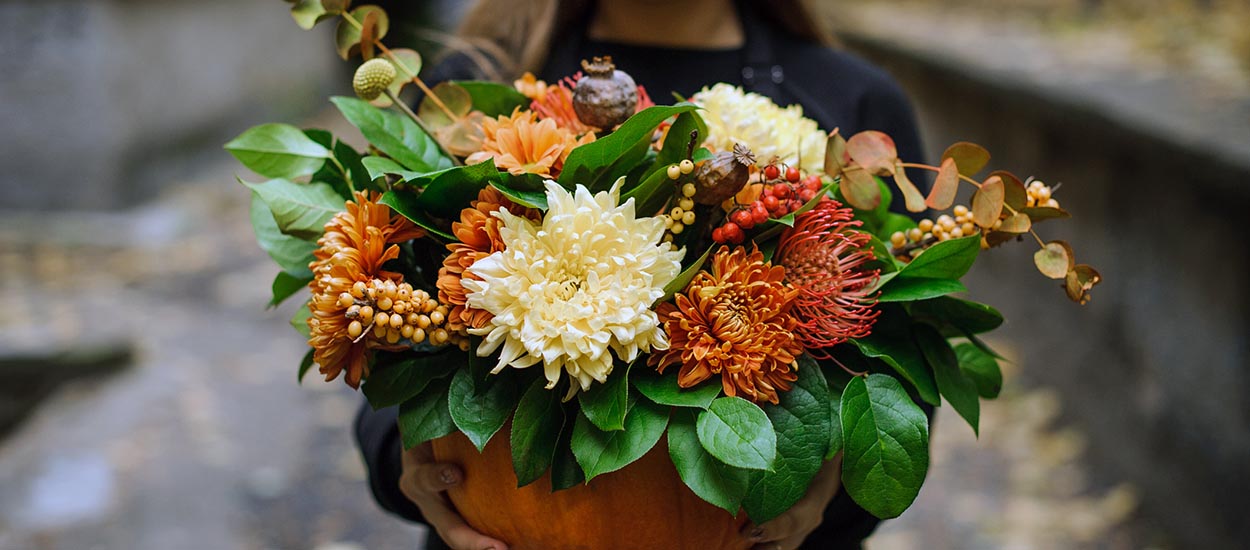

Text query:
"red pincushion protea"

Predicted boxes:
[[774, 199, 880, 357]]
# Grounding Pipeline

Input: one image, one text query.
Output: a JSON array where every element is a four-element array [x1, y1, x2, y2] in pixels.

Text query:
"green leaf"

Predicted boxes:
[[571, 396, 669, 481], [290, 303, 311, 338], [559, 104, 698, 191], [361, 350, 463, 410], [850, 306, 939, 406], [696, 397, 776, 471], [895, 235, 980, 281], [226, 123, 331, 179], [743, 357, 833, 523], [398, 376, 456, 449], [668, 408, 751, 514], [330, 96, 452, 173], [915, 324, 979, 435], [827, 387, 844, 460], [269, 271, 310, 308], [955, 343, 1002, 398], [511, 377, 566, 487], [840, 374, 929, 519], [289, 0, 329, 29], [490, 183, 548, 211], [248, 193, 316, 276], [361, 156, 423, 181], [909, 297, 1004, 336], [876, 277, 967, 303], [297, 348, 315, 384], [447, 368, 521, 451], [378, 190, 455, 241], [453, 80, 531, 117], [333, 139, 378, 195], [660, 246, 712, 303], [578, 360, 632, 432], [645, 111, 707, 181], [632, 366, 722, 409], [622, 161, 678, 218], [407, 159, 500, 219], [241, 178, 345, 240], [550, 408, 585, 491]]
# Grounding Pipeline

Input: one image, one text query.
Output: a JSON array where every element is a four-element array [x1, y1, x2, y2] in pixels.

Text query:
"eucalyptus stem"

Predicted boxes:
[[340, 11, 458, 121], [385, 89, 462, 166]]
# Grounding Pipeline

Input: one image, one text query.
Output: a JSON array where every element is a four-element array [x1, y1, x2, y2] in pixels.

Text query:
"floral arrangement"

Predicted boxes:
[[231, 1, 1100, 530]]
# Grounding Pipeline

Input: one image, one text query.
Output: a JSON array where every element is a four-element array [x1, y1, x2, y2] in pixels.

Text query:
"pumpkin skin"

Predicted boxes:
[[431, 430, 752, 550]]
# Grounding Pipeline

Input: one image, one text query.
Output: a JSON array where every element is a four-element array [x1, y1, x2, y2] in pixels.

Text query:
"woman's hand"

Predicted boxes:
[[742, 454, 844, 550], [398, 442, 510, 550]]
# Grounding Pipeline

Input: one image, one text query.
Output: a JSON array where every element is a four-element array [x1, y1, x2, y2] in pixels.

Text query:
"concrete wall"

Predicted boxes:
[[846, 33, 1249, 548], [0, 0, 341, 210]]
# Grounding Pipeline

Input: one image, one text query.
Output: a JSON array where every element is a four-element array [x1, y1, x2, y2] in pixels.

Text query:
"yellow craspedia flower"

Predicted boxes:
[[462, 179, 685, 396], [692, 83, 826, 174]]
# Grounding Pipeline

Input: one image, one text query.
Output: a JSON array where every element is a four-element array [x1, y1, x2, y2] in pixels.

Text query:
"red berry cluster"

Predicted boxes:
[[712, 163, 825, 244]]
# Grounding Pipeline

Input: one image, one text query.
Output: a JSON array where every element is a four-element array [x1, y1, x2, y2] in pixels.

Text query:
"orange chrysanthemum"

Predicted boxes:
[[649, 246, 803, 404], [775, 199, 880, 357], [436, 186, 542, 333], [466, 108, 593, 177], [513, 72, 549, 102], [307, 191, 424, 388]]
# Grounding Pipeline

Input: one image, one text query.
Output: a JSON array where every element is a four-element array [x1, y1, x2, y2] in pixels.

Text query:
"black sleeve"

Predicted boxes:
[[353, 400, 426, 522], [857, 73, 931, 217]]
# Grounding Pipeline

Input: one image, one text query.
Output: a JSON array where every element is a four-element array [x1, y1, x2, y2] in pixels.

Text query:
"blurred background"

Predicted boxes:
[[1, 0, 1246, 549]]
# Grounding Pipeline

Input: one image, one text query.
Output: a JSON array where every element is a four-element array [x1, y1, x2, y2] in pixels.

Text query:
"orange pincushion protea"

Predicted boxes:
[[775, 199, 880, 356], [437, 186, 542, 333], [465, 108, 593, 177], [307, 191, 423, 388], [649, 246, 803, 404]]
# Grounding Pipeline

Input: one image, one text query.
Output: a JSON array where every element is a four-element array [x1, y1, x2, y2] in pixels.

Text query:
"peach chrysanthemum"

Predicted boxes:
[[513, 72, 549, 101], [437, 186, 542, 333], [649, 246, 803, 404], [307, 191, 424, 388], [775, 199, 880, 356], [466, 108, 593, 177]]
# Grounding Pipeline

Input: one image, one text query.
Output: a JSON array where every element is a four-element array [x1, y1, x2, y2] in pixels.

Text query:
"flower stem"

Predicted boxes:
[[829, 355, 868, 378], [385, 89, 462, 166], [340, 11, 458, 121]]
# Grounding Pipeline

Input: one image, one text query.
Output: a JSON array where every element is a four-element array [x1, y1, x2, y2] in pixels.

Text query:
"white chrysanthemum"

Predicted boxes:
[[462, 179, 684, 395], [692, 83, 826, 173]]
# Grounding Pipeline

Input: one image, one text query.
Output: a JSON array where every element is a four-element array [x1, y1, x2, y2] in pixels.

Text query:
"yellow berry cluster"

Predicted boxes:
[[889, 205, 980, 259], [1027, 180, 1060, 209], [339, 279, 467, 351], [661, 159, 696, 242]]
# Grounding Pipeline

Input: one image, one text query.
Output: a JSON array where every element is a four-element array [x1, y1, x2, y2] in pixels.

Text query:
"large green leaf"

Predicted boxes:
[[398, 376, 456, 449], [269, 270, 310, 308], [578, 360, 632, 432], [668, 408, 751, 514], [895, 235, 980, 281], [242, 178, 345, 241], [226, 123, 331, 179], [840, 374, 929, 519], [849, 306, 939, 406], [297, 348, 315, 384], [743, 357, 833, 523], [361, 156, 423, 182], [453, 80, 531, 117], [550, 406, 586, 491], [876, 277, 967, 303], [915, 324, 979, 435], [447, 368, 521, 451], [511, 378, 566, 487], [378, 190, 455, 241], [559, 104, 698, 191], [955, 342, 1002, 398], [642, 110, 707, 183], [361, 350, 463, 410], [827, 387, 844, 460], [248, 193, 316, 276], [330, 96, 452, 173], [406, 159, 500, 219], [696, 397, 776, 471], [632, 366, 721, 409], [910, 297, 1004, 336], [290, 302, 311, 338], [571, 396, 669, 481]]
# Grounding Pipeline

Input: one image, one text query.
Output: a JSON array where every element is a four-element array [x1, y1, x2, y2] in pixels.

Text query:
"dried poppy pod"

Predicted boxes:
[[572, 56, 638, 130], [693, 143, 756, 205]]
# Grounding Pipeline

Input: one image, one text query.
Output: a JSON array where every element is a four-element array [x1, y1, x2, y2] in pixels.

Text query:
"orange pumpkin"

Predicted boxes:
[[431, 430, 752, 550]]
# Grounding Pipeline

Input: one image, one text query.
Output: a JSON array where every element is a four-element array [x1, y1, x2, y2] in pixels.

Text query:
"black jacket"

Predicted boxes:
[[355, 3, 927, 549]]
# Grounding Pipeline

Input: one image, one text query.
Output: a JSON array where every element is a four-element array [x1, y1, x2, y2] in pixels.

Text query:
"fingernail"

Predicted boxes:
[[750, 528, 764, 540], [440, 468, 458, 484]]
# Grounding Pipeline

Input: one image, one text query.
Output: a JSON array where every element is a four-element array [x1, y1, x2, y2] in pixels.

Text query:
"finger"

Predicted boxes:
[[406, 461, 465, 495], [416, 494, 509, 550], [740, 522, 765, 543], [753, 513, 799, 543]]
